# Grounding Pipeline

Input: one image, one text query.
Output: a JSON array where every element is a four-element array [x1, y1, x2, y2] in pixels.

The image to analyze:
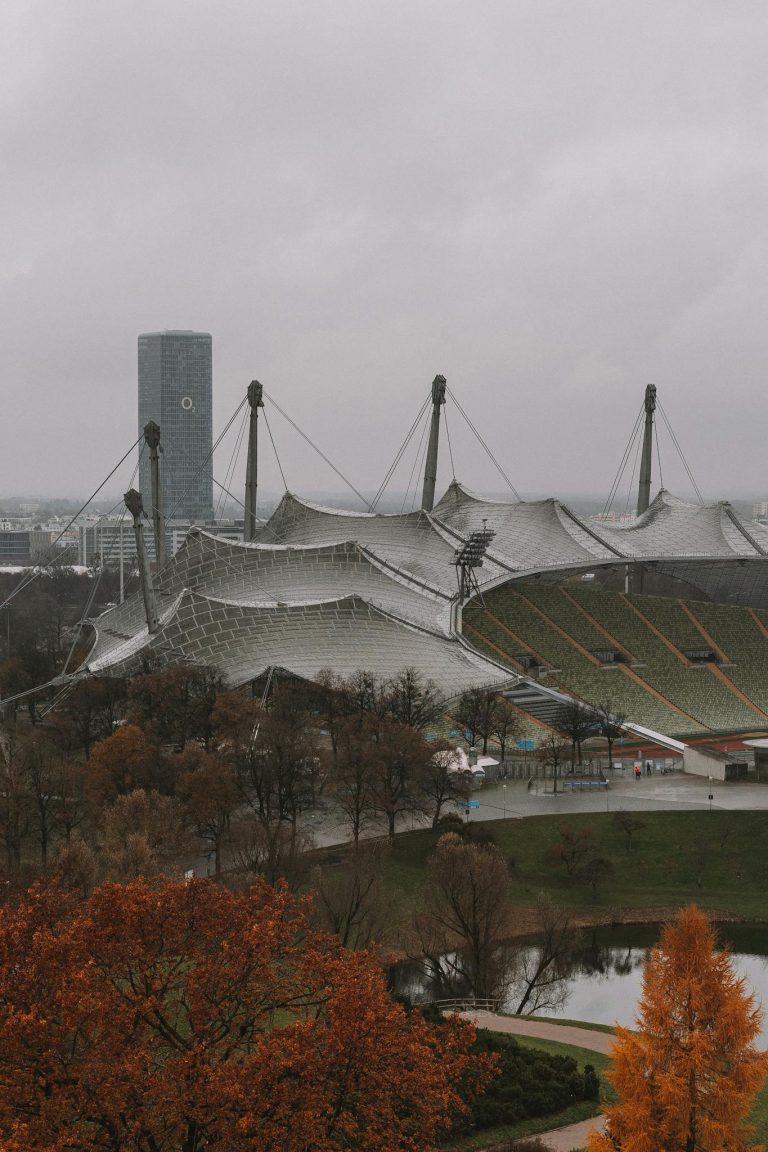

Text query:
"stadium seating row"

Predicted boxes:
[[465, 590, 704, 735], [466, 582, 768, 736]]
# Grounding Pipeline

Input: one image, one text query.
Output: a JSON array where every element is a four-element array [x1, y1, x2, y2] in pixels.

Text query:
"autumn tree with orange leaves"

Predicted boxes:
[[0, 876, 493, 1152], [588, 905, 768, 1152]]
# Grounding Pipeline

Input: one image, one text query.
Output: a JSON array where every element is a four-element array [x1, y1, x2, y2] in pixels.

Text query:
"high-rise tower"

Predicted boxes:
[[138, 331, 213, 522]]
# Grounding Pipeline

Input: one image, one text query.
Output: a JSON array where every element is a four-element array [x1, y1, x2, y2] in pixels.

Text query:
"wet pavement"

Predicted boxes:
[[301, 770, 768, 849]]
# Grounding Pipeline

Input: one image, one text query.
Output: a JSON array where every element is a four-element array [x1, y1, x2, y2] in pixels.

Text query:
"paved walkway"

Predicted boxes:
[[300, 771, 768, 849], [460, 1010, 612, 1152]]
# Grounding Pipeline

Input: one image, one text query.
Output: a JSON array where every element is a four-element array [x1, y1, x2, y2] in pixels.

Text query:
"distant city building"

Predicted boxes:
[[168, 521, 246, 557], [78, 519, 153, 567], [138, 331, 213, 523], [79, 518, 246, 568], [0, 528, 51, 566], [753, 502, 768, 522]]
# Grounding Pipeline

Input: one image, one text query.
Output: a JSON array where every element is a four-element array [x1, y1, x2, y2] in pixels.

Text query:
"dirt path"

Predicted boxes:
[[459, 1011, 612, 1150], [459, 1010, 615, 1055]]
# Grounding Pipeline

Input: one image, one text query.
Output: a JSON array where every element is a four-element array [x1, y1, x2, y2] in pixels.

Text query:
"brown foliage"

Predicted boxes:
[[177, 749, 240, 879], [85, 723, 164, 812], [98, 788, 190, 880], [588, 905, 768, 1152], [0, 877, 493, 1151], [127, 663, 221, 749]]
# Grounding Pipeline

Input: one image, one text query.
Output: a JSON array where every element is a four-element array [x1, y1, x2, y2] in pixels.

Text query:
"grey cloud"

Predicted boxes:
[[2, 0, 768, 502]]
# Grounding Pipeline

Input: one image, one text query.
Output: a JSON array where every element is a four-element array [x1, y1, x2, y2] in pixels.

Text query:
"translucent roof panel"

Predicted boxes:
[[259, 492, 509, 594], [153, 530, 453, 634], [86, 590, 178, 667], [605, 491, 762, 557], [433, 481, 618, 567], [88, 592, 513, 698]]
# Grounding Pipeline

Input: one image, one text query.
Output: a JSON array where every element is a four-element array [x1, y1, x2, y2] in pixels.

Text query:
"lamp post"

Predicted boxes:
[[502, 783, 507, 819]]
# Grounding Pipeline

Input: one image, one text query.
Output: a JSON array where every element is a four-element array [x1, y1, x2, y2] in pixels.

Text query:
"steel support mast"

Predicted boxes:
[[637, 383, 657, 515], [420, 374, 447, 512], [143, 420, 166, 568], [244, 380, 264, 541], [124, 489, 159, 634]]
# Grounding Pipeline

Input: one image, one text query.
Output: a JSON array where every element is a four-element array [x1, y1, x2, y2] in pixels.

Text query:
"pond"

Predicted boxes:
[[392, 922, 768, 1042]]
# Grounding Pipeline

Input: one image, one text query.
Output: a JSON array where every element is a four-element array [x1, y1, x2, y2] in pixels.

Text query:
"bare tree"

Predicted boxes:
[[53, 676, 126, 759], [418, 743, 462, 828], [546, 824, 597, 876], [311, 668, 351, 763], [453, 688, 500, 754], [312, 841, 391, 949], [368, 717, 431, 842], [595, 698, 627, 769], [509, 901, 580, 1015], [0, 727, 31, 877], [537, 733, 571, 792], [554, 699, 598, 767], [613, 809, 646, 853], [127, 663, 222, 750], [416, 832, 511, 1000], [20, 731, 63, 866], [329, 716, 376, 845], [489, 697, 521, 762], [382, 667, 444, 731], [546, 823, 613, 901], [240, 694, 323, 880]]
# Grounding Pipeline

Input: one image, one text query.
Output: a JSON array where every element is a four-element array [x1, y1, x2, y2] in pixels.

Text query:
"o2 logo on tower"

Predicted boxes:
[[181, 396, 194, 411]]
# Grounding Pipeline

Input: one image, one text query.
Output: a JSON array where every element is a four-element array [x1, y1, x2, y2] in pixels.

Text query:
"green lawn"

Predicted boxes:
[[384, 809, 768, 922]]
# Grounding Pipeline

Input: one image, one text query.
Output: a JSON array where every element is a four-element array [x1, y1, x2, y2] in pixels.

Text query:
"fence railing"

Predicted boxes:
[[430, 997, 502, 1014]]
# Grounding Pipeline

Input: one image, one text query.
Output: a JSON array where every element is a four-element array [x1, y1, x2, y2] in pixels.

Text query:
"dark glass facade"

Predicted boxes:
[[138, 331, 213, 522]]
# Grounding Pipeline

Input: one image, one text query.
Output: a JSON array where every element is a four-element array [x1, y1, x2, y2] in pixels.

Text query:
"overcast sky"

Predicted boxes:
[[3, 1, 768, 507]]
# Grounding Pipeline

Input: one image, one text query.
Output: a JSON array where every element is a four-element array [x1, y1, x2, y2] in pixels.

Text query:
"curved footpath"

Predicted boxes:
[[459, 1011, 611, 1152]]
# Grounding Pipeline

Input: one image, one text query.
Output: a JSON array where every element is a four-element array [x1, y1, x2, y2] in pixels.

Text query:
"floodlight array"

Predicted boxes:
[[454, 528, 496, 569]]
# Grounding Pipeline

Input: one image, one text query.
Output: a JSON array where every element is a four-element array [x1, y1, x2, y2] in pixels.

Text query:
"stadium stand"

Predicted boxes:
[[687, 601, 768, 717], [562, 585, 766, 732], [627, 594, 713, 657], [465, 588, 704, 735]]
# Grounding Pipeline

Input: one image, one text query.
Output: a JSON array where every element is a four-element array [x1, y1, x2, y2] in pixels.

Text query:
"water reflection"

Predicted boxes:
[[392, 923, 768, 1042]]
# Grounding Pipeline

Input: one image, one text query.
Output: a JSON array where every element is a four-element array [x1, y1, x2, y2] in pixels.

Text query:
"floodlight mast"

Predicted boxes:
[[455, 526, 496, 603], [124, 489, 159, 634], [244, 380, 264, 542], [421, 374, 447, 512], [637, 383, 657, 515], [143, 420, 166, 569]]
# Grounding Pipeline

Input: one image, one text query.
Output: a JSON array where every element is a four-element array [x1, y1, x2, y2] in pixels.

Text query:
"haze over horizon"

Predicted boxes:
[[3, 2, 768, 504]]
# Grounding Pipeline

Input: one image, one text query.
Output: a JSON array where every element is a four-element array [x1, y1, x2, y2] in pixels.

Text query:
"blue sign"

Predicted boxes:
[[516, 739, 535, 750], [467, 799, 481, 809]]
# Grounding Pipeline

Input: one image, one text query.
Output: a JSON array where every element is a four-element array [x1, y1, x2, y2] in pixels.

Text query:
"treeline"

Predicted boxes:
[[0, 661, 518, 893], [0, 567, 122, 713]]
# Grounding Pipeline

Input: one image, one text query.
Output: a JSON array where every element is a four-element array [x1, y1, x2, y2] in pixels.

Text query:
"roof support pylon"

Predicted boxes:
[[143, 421, 166, 568], [421, 375, 447, 512], [124, 489, 159, 634], [637, 384, 657, 515], [244, 380, 264, 542]]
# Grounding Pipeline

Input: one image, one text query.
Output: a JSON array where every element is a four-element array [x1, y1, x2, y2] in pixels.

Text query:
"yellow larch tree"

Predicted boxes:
[[588, 905, 768, 1152]]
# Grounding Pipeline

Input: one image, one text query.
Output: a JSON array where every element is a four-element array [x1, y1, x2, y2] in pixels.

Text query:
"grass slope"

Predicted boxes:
[[386, 809, 768, 921]]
